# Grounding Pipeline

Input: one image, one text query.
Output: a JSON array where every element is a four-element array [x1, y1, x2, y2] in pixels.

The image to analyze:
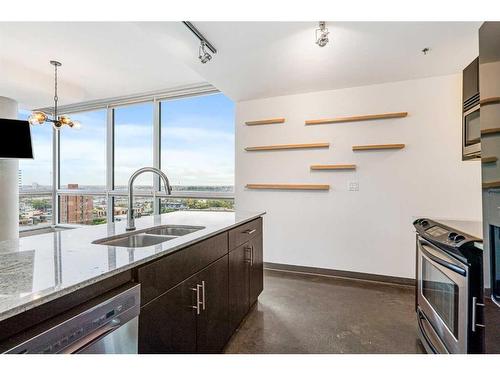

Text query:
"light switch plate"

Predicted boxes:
[[348, 181, 359, 191]]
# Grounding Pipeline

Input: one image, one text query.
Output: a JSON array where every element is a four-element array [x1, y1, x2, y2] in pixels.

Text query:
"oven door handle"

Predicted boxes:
[[417, 310, 438, 354], [420, 243, 467, 277], [417, 309, 449, 354]]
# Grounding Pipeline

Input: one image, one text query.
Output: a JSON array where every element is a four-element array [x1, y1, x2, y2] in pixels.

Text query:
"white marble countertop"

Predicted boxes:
[[0, 210, 265, 323]]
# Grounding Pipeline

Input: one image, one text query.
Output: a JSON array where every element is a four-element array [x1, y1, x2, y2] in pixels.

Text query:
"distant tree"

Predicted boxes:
[[31, 199, 50, 211]]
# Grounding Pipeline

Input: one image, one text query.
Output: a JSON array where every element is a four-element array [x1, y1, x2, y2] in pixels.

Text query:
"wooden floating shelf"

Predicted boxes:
[[245, 118, 285, 126], [245, 142, 330, 151], [310, 164, 356, 171], [483, 180, 500, 189], [246, 184, 330, 191], [305, 112, 408, 125], [481, 128, 500, 136], [480, 97, 500, 106], [482, 156, 498, 164], [352, 143, 405, 151]]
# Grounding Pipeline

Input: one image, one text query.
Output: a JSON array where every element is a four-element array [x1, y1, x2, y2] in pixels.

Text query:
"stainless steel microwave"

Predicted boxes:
[[462, 57, 480, 160], [462, 103, 480, 160]]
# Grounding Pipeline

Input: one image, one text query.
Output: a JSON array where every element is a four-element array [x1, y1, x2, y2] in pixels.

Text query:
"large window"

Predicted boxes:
[[160, 93, 235, 192], [58, 110, 107, 226], [18, 109, 53, 229], [114, 103, 153, 190], [60, 110, 106, 189], [19, 89, 235, 232]]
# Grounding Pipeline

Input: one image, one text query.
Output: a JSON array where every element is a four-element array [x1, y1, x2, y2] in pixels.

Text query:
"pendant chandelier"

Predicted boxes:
[[28, 60, 81, 130]]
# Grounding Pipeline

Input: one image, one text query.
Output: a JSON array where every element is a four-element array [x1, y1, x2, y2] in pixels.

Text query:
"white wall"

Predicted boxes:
[[235, 74, 482, 279], [0, 96, 19, 241]]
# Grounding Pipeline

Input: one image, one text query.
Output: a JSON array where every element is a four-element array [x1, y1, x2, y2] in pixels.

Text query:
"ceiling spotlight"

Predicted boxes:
[[315, 21, 329, 47], [199, 41, 212, 64], [183, 22, 217, 64]]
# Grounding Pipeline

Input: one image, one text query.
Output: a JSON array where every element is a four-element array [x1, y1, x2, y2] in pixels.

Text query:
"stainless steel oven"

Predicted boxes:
[[414, 219, 484, 354], [463, 104, 481, 159], [417, 237, 468, 353]]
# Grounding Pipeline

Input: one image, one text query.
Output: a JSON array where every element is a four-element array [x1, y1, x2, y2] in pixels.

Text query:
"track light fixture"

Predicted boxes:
[[28, 61, 81, 130], [315, 21, 329, 47], [182, 21, 217, 64], [199, 41, 212, 64]]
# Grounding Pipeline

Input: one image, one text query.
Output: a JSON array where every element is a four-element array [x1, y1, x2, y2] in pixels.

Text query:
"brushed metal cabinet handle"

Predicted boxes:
[[201, 281, 206, 311], [472, 296, 485, 332], [190, 284, 202, 315], [244, 246, 252, 263], [243, 229, 256, 235]]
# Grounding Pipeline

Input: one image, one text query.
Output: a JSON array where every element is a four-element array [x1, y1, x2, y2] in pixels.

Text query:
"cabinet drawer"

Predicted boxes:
[[136, 232, 228, 305], [229, 217, 262, 250]]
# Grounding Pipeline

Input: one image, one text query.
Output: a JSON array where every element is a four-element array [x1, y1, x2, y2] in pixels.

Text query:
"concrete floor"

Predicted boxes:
[[225, 269, 425, 354]]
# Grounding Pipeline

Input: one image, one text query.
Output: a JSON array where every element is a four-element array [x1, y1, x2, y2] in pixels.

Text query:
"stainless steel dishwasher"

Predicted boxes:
[[2, 283, 140, 354]]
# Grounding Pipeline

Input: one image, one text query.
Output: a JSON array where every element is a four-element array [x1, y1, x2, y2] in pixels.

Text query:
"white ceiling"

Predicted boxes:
[[0, 22, 205, 109], [155, 21, 482, 101], [0, 22, 482, 108]]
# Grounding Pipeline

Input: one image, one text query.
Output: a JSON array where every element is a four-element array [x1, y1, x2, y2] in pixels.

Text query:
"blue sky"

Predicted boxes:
[[19, 93, 235, 188]]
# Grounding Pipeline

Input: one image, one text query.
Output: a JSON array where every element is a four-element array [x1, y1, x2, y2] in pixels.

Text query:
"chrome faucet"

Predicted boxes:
[[126, 167, 172, 231]]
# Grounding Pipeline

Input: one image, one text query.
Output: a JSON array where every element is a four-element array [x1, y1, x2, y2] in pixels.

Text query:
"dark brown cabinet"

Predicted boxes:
[[137, 217, 263, 353], [249, 234, 264, 305], [139, 276, 197, 353], [195, 256, 229, 353], [136, 232, 228, 305], [228, 231, 264, 333], [139, 255, 229, 353], [228, 243, 251, 333]]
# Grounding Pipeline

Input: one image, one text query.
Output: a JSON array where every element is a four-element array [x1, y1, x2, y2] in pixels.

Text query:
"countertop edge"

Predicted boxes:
[[0, 211, 265, 323]]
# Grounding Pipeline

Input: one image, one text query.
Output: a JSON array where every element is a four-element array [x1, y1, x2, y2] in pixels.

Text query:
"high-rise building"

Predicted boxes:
[[59, 184, 94, 224], [18, 170, 22, 190]]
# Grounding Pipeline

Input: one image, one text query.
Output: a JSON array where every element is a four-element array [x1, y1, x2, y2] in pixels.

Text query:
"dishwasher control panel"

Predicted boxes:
[[3, 283, 140, 354]]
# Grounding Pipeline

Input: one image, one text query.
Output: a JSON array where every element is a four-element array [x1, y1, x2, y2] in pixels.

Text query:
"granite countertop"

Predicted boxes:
[[0, 210, 265, 323]]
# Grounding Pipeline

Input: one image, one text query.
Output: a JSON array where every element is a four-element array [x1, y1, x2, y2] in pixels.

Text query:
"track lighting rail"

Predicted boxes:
[[182, 21, 217, 54]]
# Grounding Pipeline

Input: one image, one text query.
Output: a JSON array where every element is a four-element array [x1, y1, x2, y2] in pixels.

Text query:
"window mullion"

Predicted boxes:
[[106, 106, 114, 223], [153, 99, 161, 215], [52, 127, 60, 226]]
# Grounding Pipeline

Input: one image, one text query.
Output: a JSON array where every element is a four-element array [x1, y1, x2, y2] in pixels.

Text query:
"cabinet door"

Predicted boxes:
[[195, 255, 229, 353], [228, 243, 250, 333], [463, 57, 479, 102], [138, 277, 198, 353], [249, 234, 264, 305]]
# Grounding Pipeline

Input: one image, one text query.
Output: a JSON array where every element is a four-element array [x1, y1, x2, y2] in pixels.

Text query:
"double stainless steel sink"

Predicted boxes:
[[92, 225, 205, 248]]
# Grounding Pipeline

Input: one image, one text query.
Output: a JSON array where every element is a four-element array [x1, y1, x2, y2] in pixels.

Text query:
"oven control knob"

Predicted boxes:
[[420, 220, 429, 227], [448, 232, 458, 240], [454, 235, 465, 242]]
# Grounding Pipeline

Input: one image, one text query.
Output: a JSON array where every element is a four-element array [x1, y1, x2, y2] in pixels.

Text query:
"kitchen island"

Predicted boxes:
[[0, 210, 265, 353]]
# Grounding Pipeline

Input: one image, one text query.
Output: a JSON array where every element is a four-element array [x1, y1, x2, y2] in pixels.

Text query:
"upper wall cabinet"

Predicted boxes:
[[463, 58, 479, 103]]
